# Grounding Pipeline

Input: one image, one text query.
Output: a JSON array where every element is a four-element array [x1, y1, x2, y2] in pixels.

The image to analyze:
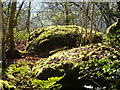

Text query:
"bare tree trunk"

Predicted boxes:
[[0, 2, 2, 77], [14, 0, 24, 28], [7, 2, 11, 17], [95, 6, 105, 33], [98, 3, 116, 27], [117, 2, 120, 12], [26, 1, 31, 39], [0, 0, 3, 61], [0, 1, 7, 71], [64, 2, 69, 25], [3, 2, 11, 49], [0, 1, 6, 62], [8, 1, 17, 58], [89, 2, 95, 43], [84, 2, 89, 45], [79, 2, 86, 47], [37, 13, 43, 27]]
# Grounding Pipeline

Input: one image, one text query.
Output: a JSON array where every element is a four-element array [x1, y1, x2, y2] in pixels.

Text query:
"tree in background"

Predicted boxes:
[[64, 2, 70, 25], [0, 1, 6, 62], [51, 2, 75, 25], [117, 1, 120, 12], [14, 0, 24, 29], [26, 1, 31, 40], [2, 0, 24, 59], [8, 1, 17, 58], [89, 2, 95, 43]]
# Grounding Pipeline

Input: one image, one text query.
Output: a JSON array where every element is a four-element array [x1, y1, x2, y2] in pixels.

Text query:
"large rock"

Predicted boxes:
[[32, 43, 120, 88], [106, 19, 120, 46], [26, 25, 104, 56], [106, 19, 120, 35]]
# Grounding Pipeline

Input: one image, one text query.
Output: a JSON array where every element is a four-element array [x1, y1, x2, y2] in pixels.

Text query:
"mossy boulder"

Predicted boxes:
[[26, 25, 104, 57], [106, 19, 120, 46], [32, 43, 120, 88], [106, 19, 120, 35]]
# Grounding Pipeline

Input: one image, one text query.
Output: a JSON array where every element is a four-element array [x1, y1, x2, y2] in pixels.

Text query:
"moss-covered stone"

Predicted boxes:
[[106, 19, 120, 35], [33, 43, 120, 78], [26, 25, 104, 56], [32, 43, 120, 88], [106, 19, 120, 46]]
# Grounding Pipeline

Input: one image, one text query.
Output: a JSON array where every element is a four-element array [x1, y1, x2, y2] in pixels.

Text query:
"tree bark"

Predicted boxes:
[[0, 1, 3, 59], [37, 13, 43, 27], [14, 0, 24, 28], [79, 2, 87, 46], [84, 2, 89, 44], [64, 2, 69, 25], [0, 1, 6, 62], [89, 2, 95, 43], [98, 3, 117, 27], [8, 1, 17, 58], [117, 2, 120, 12], [26, 1, 31, 39]]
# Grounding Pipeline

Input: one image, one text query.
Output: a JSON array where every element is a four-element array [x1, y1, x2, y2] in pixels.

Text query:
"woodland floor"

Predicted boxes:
[[6, 40, 46, 66]]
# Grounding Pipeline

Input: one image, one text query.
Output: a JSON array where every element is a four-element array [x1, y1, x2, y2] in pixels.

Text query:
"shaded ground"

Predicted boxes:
[[6, 40, 43, 66]]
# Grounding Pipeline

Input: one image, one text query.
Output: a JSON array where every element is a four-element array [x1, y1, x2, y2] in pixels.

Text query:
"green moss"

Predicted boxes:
[[32, 43, 120, 88], [106, 20, 120, 46], [0, 80, 16, 89], [3, 61, 64, 89], [106, 22, 118, 34], [33, 43, 119, 78], [27, 25, 104, 56]]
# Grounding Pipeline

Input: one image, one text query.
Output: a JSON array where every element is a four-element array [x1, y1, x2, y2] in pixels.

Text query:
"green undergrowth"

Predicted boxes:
[[0, 80, 15, 90], [2, 61, 64, 89], [14, 29, 29, 42], [79, 58, 120, 89], [26, 25, 104, 56], [2, 43, 120, 89]]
